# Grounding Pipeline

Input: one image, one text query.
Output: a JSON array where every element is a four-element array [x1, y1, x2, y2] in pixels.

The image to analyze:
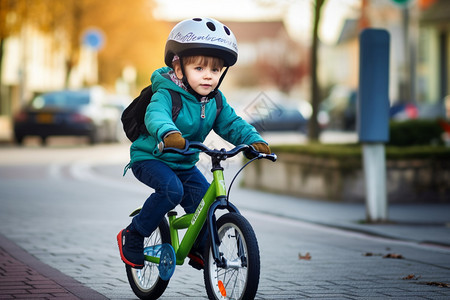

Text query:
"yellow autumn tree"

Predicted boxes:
[[81, 0, 171, 88], [0, 0, 169, 91]]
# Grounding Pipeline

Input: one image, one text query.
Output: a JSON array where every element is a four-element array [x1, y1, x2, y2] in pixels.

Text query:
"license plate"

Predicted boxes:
[[36, 113, 54, 123]]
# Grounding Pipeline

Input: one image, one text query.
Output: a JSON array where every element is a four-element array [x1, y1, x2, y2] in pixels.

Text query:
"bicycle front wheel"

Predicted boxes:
[[126, 218, 171, 300], [204, 212, 260, 300]]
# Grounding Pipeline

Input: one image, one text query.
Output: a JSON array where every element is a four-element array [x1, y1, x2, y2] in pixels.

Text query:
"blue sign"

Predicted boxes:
[[358, 29, 390, 143], [83, 29, 105, 50]]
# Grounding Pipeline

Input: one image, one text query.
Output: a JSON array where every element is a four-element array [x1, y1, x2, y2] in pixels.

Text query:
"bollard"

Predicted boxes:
[[358, 29, 390, 222]]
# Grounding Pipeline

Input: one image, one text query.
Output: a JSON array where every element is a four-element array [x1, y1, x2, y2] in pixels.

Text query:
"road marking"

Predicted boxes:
[[242, 209, 450, 254]]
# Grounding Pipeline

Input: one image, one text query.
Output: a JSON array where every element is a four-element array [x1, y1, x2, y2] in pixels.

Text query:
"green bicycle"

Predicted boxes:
[[124, 141, 276, 300]]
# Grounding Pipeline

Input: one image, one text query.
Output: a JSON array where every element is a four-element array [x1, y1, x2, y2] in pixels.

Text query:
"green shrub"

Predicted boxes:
[[271, 143, 450, 160], [388, 119, 444, 146], [385, 145, 450, 159], [271, 143, 361, 158]]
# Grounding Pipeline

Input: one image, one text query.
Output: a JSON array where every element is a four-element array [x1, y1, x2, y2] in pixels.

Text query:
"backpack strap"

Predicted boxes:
[[138, 85, 154, 134], [168, 89, 182, 121], [214, 92, 223, 119]]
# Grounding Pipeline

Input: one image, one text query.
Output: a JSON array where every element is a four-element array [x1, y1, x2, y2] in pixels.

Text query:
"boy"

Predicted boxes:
[[117, 17, 270, 269]]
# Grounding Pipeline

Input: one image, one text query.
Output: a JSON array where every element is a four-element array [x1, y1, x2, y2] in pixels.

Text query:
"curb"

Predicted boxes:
[[0, 233, 108, 300]]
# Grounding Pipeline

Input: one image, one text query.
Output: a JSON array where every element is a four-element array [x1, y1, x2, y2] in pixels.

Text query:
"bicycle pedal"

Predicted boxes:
[[188, 259, 204, 270], [188, 253, 204, 270]]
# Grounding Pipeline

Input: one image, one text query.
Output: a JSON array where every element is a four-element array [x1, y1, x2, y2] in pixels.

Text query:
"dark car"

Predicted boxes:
[[250, 106, 308, 133], [320, 87, 357, 131], [13, 88, 122, 145]]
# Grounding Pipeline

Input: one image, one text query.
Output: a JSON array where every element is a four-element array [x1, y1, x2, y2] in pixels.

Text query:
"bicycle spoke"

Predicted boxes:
[[126, 222, 171, 299], [209, 222, 250, 299]]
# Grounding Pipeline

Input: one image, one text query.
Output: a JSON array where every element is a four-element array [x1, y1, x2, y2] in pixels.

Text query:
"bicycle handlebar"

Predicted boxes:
[[158, 140, 277, 162]]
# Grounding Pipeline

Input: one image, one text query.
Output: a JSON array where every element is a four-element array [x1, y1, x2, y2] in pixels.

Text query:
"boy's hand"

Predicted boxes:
[[245, 142, 270, 159], [164, 132, 186, 149], [251, 142, 271, 154]]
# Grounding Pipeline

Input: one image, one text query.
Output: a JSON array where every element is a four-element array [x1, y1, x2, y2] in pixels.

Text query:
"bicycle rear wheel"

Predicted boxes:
[[204, 212, 260, 300], [126, 218, 171, 300]]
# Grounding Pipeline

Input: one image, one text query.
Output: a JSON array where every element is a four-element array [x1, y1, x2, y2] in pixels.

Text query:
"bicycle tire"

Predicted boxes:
[[204, 212, 260, 300], [126, 218, 171, 300]]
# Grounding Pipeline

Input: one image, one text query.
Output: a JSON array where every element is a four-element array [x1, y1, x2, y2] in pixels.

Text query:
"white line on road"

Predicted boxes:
[[242, 209, 450, 254]]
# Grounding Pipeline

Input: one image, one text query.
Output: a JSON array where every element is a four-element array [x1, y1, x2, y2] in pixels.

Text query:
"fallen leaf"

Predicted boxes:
[[426, 282, 449, 288], [363, 252, 382, 257], [383, 253, 404, 259], [402, 274, 421, 280], [298, 252, 311, 260]]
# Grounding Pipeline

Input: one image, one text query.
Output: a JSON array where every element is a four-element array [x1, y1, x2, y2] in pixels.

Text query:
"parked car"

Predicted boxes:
[[104, 93, 132, 143], [320, 85, 357, 131], [249, 106, 308, 133], [389, 102, 419, 120], [13, 88, 122, 145]]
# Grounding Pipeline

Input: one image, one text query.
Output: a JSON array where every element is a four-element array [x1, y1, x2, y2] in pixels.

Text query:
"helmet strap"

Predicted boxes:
[[209, 67, 228, 98], [178, 56, 189, 88]]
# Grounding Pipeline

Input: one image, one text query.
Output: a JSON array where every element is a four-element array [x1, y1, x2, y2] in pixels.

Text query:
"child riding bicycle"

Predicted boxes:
[[117, 17, 270, 270]]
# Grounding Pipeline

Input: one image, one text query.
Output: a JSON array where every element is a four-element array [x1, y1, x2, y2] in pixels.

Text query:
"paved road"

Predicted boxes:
[[1, 141, 449, 299]]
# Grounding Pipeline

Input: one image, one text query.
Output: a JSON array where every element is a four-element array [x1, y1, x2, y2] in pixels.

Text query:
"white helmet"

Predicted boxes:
[[165, 18, 238, 67]]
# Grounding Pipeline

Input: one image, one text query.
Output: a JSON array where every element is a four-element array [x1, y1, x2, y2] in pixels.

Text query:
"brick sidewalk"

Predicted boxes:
[[0, 234, 107, 300]]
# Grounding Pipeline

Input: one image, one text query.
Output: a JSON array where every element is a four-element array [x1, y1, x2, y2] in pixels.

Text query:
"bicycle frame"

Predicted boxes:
[[143, 157, 239, 268], [133, 141, 276, 271]]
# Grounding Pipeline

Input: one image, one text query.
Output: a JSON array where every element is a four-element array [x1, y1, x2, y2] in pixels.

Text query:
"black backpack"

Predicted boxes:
[[121, 85, 223, 142]]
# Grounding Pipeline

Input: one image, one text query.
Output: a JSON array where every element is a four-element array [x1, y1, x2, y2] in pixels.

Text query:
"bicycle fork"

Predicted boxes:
[[207, 163, 242, 268], [207, 196, 240, 268]]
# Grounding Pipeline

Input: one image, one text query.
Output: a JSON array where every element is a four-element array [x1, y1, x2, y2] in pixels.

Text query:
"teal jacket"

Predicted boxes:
[[129, 67, 266, 170]]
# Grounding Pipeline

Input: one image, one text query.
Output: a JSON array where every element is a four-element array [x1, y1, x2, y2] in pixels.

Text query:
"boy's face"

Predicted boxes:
[[175, 57, 223, 96]]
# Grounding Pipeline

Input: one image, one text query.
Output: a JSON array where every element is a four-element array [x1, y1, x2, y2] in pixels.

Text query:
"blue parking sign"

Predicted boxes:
[[83, 29, 105, 50]]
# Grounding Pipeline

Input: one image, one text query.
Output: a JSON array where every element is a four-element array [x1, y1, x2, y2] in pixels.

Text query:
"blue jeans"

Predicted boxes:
[[131, 160, 209, 237]]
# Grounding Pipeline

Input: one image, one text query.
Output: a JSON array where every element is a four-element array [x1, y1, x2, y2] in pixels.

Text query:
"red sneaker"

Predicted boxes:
[[117, 226, 144, 269]]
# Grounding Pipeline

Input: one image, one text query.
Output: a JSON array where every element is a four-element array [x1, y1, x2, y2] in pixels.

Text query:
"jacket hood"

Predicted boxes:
[[150, 67, 196, 101]]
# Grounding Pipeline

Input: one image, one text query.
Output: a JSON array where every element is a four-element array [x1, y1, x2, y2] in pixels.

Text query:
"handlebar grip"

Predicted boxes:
[[261, 153, 277, 162], [158, 141, 165, 153]]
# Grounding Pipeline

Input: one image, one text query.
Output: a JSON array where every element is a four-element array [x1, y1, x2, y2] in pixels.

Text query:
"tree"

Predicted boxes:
[[43, 0, 169, 89], [0, 0, 46, 106], [254, 0, 327, 141], [0, 0, 169, 93], [256, 40, 309, 94], [84, 0, 169, 88], [308, 0, 326, 141]]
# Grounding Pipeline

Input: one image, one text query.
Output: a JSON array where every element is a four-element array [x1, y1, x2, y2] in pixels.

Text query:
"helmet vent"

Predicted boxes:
[[223, 26, 231, 35], [193, 18, 202, 22], [206, 21, 216, 31]]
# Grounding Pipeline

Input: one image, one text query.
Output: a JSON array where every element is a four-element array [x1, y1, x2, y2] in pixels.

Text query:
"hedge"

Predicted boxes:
[[388, 119, 444, 146]]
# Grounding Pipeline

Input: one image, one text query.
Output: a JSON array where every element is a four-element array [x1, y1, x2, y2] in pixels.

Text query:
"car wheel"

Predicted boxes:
[[113, 121, 128, 143], [15, 135, 25, 145], [88, 131, 100, 145]]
